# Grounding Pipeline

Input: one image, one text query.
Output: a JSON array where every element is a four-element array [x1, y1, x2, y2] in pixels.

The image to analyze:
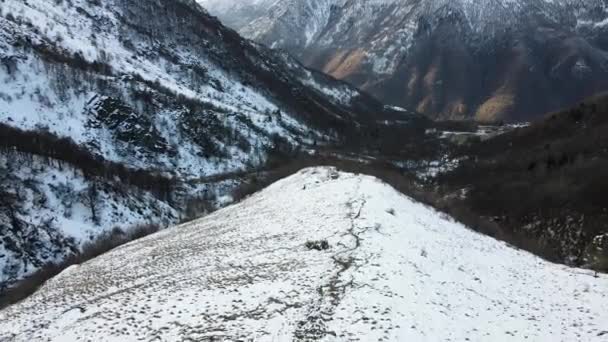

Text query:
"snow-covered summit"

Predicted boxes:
[[203, 0, 607, 44], [1, 167, 606, 341]]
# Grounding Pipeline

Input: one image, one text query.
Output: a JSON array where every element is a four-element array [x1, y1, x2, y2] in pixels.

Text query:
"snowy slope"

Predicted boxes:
[[202, 0, 608, 122], [0, 0, 416, 287], [0, 0, 406, 178], [0, 153, 178, 287], [1, 167, 606, 341], [0, 0, 367, 177]]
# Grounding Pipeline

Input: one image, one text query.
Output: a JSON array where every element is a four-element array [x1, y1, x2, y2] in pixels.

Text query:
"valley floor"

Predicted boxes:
[[0, 167, 606, 341]]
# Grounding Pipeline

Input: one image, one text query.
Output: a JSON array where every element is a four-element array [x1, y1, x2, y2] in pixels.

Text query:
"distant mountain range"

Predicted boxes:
[[201, 0, 608, 122]]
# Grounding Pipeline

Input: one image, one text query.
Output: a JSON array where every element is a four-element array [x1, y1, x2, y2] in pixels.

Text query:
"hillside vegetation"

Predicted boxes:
[[437, 93, 608, 269]]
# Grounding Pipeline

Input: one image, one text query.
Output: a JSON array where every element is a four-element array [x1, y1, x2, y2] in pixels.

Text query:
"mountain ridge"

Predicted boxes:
[[1, 167, 607, 341]]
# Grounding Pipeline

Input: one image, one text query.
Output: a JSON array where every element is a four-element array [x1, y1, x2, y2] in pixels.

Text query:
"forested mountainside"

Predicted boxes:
[[0, 0, 424, 288], [435, 93, 608, 270], [202, 0, 608, 122]]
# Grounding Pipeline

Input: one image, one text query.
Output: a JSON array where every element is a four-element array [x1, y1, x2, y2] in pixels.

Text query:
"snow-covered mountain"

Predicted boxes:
[[0, 0, 418, 288], [201, 0, 608, 122], [1, 167, 607, 341]]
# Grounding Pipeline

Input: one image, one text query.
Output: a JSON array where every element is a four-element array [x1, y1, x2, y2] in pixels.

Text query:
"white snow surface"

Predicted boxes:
[[1, 167, 607, 341]]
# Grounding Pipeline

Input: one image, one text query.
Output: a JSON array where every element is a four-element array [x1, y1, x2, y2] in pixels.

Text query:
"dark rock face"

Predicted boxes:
[[386, 19, 608, 123], [86, 96, 173, 156], [203, 0, 608, 122]]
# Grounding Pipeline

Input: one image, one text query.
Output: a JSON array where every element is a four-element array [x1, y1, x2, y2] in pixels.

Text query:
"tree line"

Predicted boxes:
[[0, 123, 174, 202]]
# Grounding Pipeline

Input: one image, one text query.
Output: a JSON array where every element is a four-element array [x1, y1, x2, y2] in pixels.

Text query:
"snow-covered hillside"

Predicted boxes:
[[202, 0, 608, 122], [0, 0, 417, 288], [0, 152, 178, 287], [1, 167, 606, 341], [0, 0, 387, 177]]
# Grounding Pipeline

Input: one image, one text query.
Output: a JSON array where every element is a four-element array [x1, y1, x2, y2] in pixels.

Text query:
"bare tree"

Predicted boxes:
[[84, 183, 100, 226]]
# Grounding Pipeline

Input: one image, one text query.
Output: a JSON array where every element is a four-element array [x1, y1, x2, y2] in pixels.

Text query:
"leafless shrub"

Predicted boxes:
[[305, 240, 330, 251]]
